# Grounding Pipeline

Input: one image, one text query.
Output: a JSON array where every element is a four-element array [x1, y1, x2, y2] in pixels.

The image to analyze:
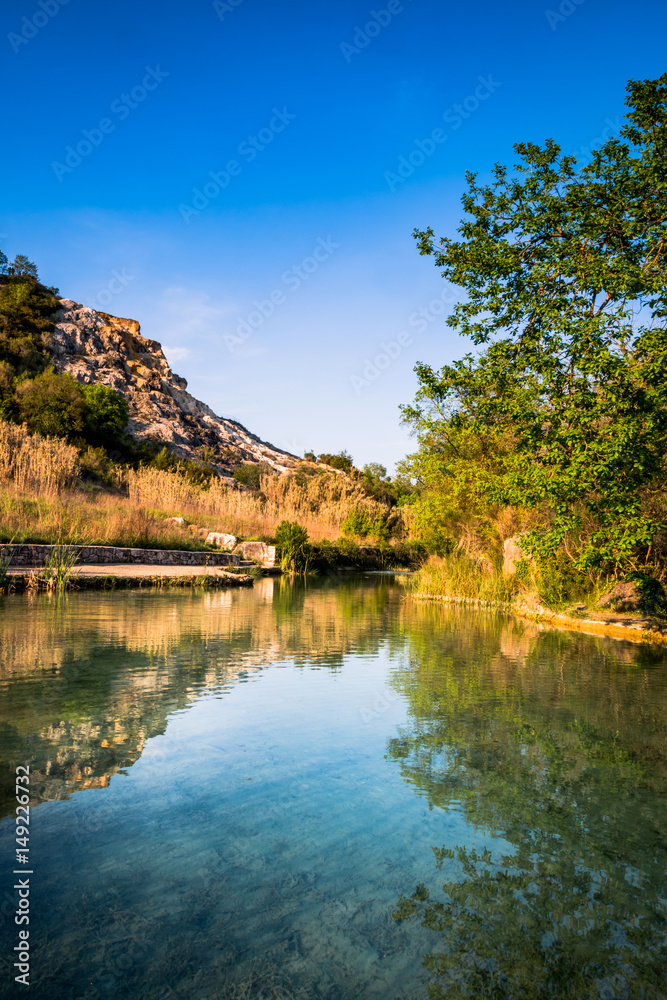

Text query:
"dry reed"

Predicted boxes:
[[0, 420, 79, 494], [127, 466, 393, 540]]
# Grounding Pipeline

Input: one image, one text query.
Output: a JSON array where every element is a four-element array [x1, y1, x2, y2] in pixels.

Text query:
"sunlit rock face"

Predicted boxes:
[[48, 299, 298, 477]]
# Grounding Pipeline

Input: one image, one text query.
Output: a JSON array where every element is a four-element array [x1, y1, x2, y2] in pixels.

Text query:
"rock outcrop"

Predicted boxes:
[[503, 536, 529, 575], [597, 577, 666, 614], [49, 299, 298, 477]]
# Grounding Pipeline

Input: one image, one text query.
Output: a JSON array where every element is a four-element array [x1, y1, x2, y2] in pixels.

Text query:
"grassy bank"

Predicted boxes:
[[410, 553, 619, 615]]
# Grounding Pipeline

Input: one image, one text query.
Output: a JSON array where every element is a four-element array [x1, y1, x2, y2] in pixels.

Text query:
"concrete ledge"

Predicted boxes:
[[0, 543, 240, 568]]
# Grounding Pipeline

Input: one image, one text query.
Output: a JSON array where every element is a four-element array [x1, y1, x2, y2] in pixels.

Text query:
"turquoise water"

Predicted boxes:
[[0, 577, 665, 999]]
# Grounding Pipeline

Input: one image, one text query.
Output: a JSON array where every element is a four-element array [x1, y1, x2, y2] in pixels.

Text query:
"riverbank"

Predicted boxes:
[[411, 591, 667, 645], [5, 564, 255, 592]]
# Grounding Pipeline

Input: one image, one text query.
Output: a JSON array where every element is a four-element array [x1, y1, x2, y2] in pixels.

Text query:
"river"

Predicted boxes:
[[0, 576, 665, 999]]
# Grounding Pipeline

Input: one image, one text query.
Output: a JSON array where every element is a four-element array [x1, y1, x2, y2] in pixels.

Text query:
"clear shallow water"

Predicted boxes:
[[0, 577, 665, 999]]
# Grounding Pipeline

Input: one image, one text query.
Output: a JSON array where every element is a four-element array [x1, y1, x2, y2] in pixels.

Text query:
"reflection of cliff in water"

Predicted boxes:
[[387, 603, 667, 999], [0, 577, 405, 817], [2, 582, 664, 823]]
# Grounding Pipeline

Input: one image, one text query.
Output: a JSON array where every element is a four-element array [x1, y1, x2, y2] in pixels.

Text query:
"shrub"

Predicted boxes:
[[535, 552, 588, 610], [79, 446, 118, 487], [0, 278, 57, 381], [81, 383, 129, 448], [318, 450, 354, 472], [275, 520, 310, 573], [342, 508, 372, 538], [15, 370, 86, 439], [150, 446, 215, 487], [232, 461, 273, 490]]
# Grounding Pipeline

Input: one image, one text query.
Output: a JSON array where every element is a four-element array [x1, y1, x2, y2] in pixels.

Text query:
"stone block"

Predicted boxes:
[[503, 536, 529, 575], [206, 532, 237, 551], [236, 541, 276, 567]]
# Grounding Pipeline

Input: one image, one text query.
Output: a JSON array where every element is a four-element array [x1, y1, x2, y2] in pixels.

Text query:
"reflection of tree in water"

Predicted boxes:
[[388, 610, 667, 999]]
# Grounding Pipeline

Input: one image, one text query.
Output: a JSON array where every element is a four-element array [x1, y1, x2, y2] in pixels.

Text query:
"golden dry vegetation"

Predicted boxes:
[[0, 420, 399, 547]]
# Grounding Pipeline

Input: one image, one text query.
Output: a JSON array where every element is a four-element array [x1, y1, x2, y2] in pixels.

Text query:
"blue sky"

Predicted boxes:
[[2, 0, 666, 470]]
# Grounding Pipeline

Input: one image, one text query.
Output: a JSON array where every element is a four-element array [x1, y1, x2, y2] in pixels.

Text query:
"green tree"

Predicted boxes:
[[318, 450, 354, 472], [232, 461, 272, 490], [0, 280, 57, 377], [10, 255, 39, 280], [404, 74, 667, 570], [15, 370, 86, 438], [81, 383, 129, 448]]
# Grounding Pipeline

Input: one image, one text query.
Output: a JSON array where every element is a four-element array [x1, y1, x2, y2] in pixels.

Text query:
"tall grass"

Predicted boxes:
[[0, 425, 403, 549], [127, 466, 393, 540], [30, 542, 80, 591], [411, 553, 520, 606], [0, 420, 79, 494]]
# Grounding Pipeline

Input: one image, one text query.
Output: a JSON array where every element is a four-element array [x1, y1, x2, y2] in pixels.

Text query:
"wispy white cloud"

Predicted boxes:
[[162, 345, 191, 363]]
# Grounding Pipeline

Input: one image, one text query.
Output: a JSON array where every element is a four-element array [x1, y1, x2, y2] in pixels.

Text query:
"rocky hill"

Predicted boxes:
[[49, 299, 298, 478]]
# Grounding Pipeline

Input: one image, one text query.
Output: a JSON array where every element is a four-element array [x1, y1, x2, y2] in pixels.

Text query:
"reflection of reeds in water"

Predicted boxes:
[[0, 580, 407, 814], [2, 583, 663, 819]]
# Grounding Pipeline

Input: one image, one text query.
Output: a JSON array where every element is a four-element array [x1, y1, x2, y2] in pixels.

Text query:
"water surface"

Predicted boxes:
[[0, 577, 665, 999]]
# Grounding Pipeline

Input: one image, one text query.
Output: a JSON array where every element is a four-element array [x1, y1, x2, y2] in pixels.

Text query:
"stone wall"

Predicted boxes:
[[1, 544, 240, 568]]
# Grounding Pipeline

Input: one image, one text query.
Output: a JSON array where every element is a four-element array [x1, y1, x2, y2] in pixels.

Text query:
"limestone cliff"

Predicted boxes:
[[48, 299, 298, 476]]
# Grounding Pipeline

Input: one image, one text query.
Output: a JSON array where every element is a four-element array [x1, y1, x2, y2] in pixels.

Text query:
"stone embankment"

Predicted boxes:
[[2, 544, 241, 568]]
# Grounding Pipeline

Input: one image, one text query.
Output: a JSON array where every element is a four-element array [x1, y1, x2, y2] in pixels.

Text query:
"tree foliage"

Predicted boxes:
[[317, 450, 354, 472], [80, 383, 130, 448], [403, 75, 667, 570], [16, 370, 87, 439]]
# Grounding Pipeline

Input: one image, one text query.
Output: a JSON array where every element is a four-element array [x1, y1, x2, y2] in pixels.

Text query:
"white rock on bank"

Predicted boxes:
[[206, 532, 237, 551]]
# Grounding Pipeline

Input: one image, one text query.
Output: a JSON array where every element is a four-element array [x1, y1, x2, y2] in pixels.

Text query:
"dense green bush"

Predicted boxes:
[[317, 450, 354, 472], [81, 383, 129, 448], [0, 274, 58, 415], [232, 461, 272, 490], [275, 520, 310, 573], [150, 446, 216, 487], [16, 370, 86, 438], [342, 507, 391, 541]]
